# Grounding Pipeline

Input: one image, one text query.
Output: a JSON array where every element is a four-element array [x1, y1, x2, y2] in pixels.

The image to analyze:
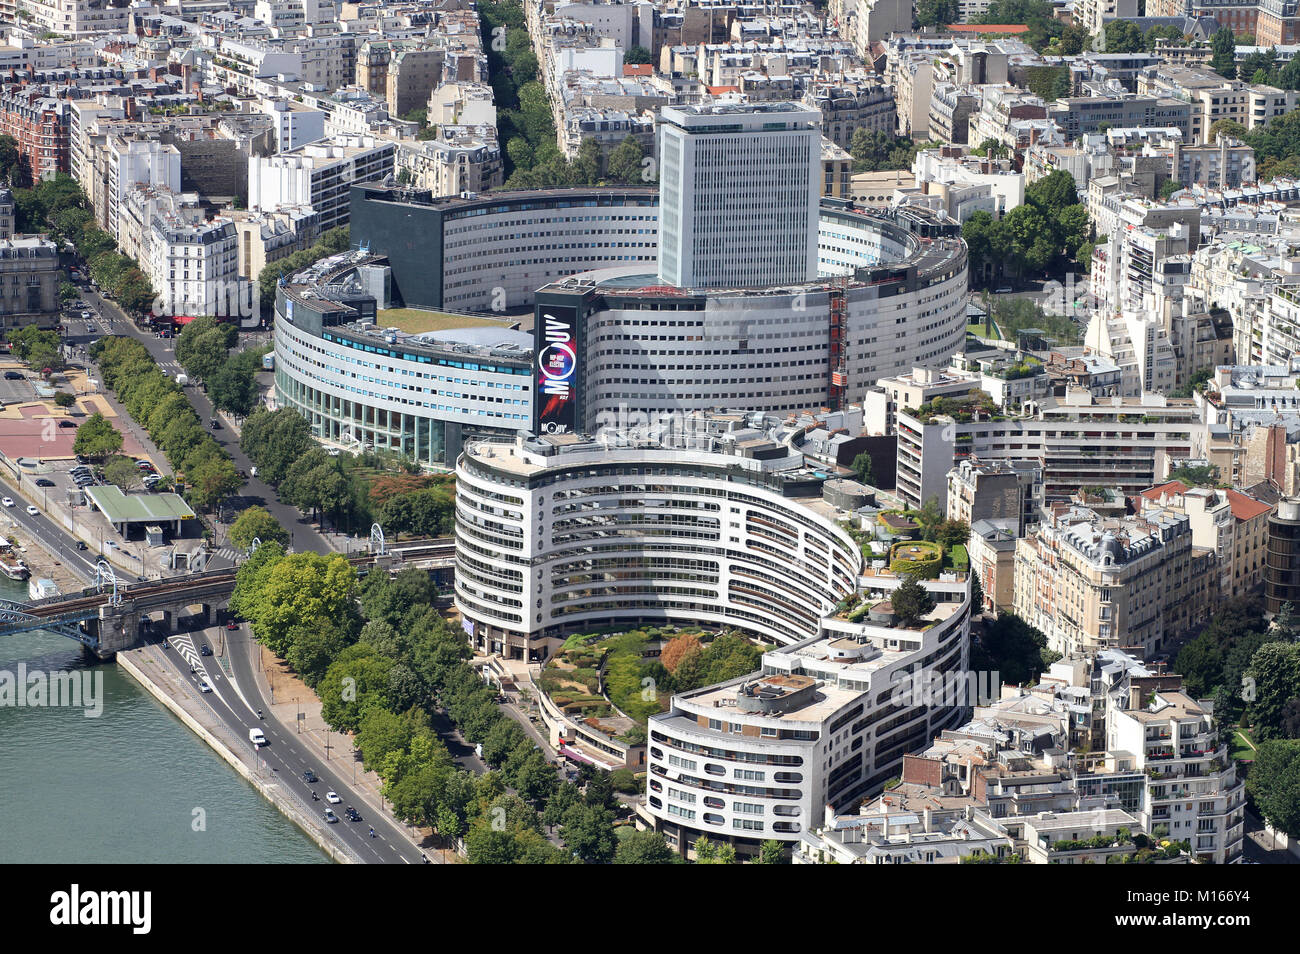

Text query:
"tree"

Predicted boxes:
[[606, 135, 645, 185], [1209, 119, 1247, 141], [72, 412, 123, 459], [970, 612, 1052, 685], [184, 456, 241, 511], [916, 0, 959, 27], [240, 407, 314, 485], [1159, 179, 1183, 200], [1104, 20, 1145, 54], [891, 576, 936, 625], [851, 451, 875, 486], [1246, 642, 1300, 741], [615, 829, 677, 864], [53, 391, 75, 408], [245, 552, 360, 659], [229, 505, 290, 550], [561, 803, 617, 863], [692, 835, 737, 864], [1245, 739, 1300, 838], [1057, 23, 1089, 56], [1211, 27, 1237, 79], [175, 316, 236, 382], [757, 839, 787, 864], [623, 45, 652, 64], [102, 456, 142, 491]]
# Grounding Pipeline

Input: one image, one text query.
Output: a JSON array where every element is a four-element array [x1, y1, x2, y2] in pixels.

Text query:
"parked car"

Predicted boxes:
[[993, 286, 1013, 294], [34, 478, 54, 487], [57, 421, 75, 429], [3, 371, 22, 380]]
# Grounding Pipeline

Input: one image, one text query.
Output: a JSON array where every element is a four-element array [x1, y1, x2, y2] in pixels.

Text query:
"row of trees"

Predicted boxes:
[[90, 336, 241, 510], [173, 315, 266, 416], [7, 325, 62, 373], [13, 172, 157, 314], [239, 407, 455, 536], [962, 170, 1091, 281], [232, 550, 682, 861]]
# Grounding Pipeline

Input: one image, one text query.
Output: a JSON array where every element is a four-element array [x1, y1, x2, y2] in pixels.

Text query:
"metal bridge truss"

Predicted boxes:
[[0, 599, 101, 648]]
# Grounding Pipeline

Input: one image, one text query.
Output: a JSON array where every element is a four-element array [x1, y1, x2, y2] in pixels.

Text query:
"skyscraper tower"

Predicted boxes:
[[656, 102, 822, 290]]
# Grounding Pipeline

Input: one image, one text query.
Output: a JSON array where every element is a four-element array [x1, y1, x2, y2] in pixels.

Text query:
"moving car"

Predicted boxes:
[[25, 505, 38, 516], [1, 498, 13, 507], [226, 620, 237, 631], [199, 644, 212, 657], [325, 791, 341, 804], [248, 728, 266, 746], [303, 769, 318, 784], [75, 541, 88, 551], [345, 807, 361, 823], [323, 809, 339, 824], [198, 679, 212, 693]]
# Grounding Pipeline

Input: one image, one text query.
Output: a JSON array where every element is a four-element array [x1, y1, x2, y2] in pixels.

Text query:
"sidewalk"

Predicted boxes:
[[249, 642, 459, 863]]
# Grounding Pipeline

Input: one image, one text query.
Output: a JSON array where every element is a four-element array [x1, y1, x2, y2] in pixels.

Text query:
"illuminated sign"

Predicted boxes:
[[534, 302, 581, 434]]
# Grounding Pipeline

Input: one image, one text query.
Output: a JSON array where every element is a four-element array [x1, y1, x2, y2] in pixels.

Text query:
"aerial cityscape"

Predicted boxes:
[[0, 0, 1296, 892]]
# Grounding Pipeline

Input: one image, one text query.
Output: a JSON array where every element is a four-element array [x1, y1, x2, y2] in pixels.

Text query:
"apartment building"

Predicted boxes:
[[1137, 479, 1273, 601], [248, 135, 395, 231], [145, 214, 242, 320], [801, 76, 898, 149], [1014, 502, 1212, 658], [896, 389, 1203, 512], [0, 236, 60, 331]]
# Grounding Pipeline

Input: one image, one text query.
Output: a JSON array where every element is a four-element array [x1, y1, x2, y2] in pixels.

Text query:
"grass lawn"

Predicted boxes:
[[967, 320, 1002, 340], [1231, 729, 1257, 763], [377, 308, 518, 335]]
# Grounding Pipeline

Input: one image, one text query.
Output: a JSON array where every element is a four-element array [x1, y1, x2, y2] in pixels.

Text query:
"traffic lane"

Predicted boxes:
[[218, 624, 422, 863], [84, 293, 333, 557], [2, 502, 102, 581], [156, 632, 416, 864]]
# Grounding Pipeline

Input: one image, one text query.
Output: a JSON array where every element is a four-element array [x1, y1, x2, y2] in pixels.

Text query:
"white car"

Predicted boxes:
[[198, 679, 213, 693], [25, 505, 38, 516], [325, 791, 341, 804], [0, 498, 12, 507]]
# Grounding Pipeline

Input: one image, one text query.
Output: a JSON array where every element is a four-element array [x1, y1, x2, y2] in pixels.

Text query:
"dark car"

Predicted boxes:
[[209, 420, 221, 430], [57, 420, 76, 429], [34, 478, 54, 487], [3, 371, 22, 380], [75, 541, 88, 551], [303, 769, 318, 784], [199, 645, 212, 657], [345, 807, 361, 822]]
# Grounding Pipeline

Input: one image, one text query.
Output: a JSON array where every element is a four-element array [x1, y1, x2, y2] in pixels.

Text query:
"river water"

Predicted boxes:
[[0, 575, 328, 863]]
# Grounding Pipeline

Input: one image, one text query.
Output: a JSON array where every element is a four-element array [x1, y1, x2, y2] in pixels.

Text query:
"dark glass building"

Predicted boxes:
[[1265, 497, 1300, 614]]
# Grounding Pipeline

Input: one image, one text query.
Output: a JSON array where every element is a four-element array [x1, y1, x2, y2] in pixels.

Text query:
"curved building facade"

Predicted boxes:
[[272, 257, 533, 464], [644, 575, 971, 857], [348, 182, 660, 313], [538, 206, 968, 430], [454, 422, 973, 857], [1265, 496, 1300, 615], [454, 428, 862, 660]]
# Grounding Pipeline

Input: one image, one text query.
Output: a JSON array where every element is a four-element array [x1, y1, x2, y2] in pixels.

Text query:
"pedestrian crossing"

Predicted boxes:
[[211, 546, 241, 562]]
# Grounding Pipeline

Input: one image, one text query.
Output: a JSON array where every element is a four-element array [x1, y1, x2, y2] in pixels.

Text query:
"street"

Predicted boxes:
[[72, 286, 333, 560], [151, 618, 434, 864]]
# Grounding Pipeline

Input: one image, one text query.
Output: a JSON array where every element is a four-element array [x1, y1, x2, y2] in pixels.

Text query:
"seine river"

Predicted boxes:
[[0, 575, 328, 863]]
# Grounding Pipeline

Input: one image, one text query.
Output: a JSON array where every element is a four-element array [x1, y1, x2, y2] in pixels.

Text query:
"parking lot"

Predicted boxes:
[[0, 372, 38, 406]]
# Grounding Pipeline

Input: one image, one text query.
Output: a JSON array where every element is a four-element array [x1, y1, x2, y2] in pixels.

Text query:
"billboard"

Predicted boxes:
[[534, 302, 581, 435]]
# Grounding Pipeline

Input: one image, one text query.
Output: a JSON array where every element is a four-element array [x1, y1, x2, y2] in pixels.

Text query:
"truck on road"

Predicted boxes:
[[175, 373, 189, 387]]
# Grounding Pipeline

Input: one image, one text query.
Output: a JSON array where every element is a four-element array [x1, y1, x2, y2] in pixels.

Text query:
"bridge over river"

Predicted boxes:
[[0, 538, 455, 656]]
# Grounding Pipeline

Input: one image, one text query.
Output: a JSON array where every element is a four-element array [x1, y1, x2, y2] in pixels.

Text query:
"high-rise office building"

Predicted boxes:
[[657, 102, 821, 290]]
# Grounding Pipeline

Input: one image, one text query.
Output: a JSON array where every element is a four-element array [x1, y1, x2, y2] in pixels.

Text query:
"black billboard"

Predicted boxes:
[[533, 301, 581, 435]]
